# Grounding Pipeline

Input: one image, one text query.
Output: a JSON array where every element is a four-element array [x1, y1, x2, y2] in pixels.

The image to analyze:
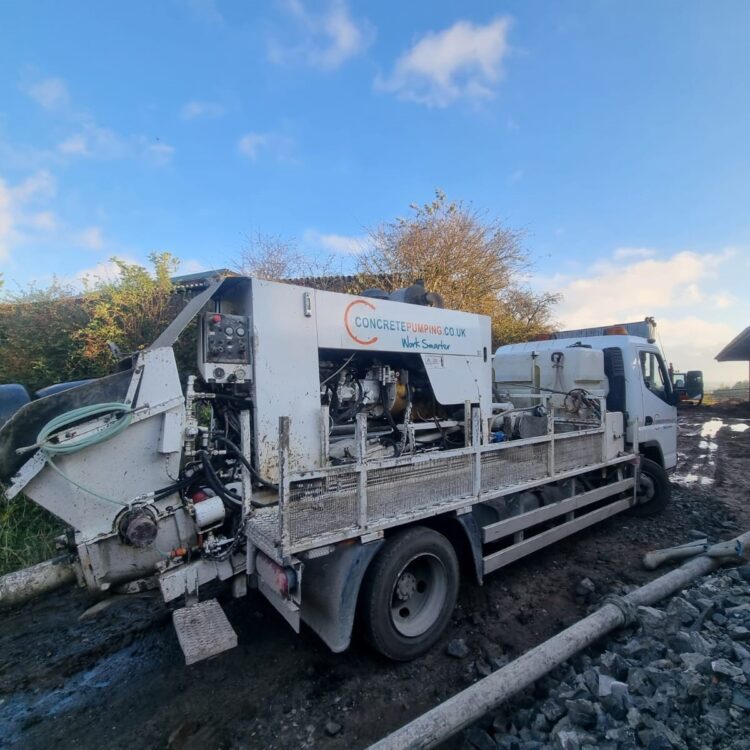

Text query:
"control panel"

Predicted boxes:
[[199, 312, 252, 384]]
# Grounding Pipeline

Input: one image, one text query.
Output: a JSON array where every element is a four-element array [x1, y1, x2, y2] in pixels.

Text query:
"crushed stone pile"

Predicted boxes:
[[461, 565, 750, 750]]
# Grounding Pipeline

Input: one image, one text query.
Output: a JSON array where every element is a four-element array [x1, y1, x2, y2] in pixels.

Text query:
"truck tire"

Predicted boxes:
[[359, 526, 459, 661], [631, 457, 671, 517]]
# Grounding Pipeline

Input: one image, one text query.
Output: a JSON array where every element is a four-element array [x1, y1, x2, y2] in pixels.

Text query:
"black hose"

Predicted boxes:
[[152, 474, 197, 501], [210, 434, 278, 491], [198, 450, 243, 509]]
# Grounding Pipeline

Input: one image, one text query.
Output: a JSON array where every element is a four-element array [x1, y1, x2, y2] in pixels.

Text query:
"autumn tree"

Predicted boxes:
[[357, 191, 558, 345]]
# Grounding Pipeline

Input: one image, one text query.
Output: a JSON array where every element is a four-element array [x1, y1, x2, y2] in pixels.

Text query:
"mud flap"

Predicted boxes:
[[299, 539, 384, 653]]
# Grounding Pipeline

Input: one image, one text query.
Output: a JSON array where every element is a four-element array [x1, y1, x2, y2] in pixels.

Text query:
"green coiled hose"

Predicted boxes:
[[34, 403, 134, 506]]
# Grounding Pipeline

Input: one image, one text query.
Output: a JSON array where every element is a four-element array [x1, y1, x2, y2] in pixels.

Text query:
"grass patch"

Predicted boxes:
[[0, 491, 65, 576]]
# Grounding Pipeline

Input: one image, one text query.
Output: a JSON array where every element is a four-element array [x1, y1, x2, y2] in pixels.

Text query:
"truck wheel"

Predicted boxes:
[[360, 526, 459, 661], [631, 457, 671, 516]]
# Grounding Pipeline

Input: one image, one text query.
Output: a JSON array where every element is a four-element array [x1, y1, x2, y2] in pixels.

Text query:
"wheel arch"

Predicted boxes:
[[639, 441, 664, 468], [416, 513, 483, 585], [298, 538, 384, 653], [298, 512, 481, 654]]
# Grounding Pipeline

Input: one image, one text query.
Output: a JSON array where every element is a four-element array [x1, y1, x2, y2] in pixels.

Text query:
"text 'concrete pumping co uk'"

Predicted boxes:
[[344, 298, 467, 349]]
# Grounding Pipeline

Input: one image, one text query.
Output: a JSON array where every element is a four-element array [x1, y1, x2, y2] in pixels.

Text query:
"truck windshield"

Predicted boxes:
[[640, 351, 672, 404]]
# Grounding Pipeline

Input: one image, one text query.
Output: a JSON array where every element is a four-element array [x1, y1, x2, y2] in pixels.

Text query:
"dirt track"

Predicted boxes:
[[1, 404, 748, 750]]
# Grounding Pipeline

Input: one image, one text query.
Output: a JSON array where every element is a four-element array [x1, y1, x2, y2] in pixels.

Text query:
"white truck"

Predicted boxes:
[[0, 278, 677, 663]]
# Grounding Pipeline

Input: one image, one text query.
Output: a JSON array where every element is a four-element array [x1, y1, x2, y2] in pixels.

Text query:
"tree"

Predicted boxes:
[[357, 191, 558, 345], [235, 232, 352, 291], [236, 233, 314, 280]]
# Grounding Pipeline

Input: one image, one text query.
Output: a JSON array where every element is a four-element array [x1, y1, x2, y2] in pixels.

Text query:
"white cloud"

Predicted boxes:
[[177, 258, 210, 275], [712, 292, 735, 310], [68, 255, 207, 290], [72, 258, 132, 286], [181, 100, 226, 119], [183, 0, 224, 24], [57, 121, 126, 160], [22, 76, 170, 166], [538, 246, 749, 383], [377, 17, 512, 107], [269, 0, 373, 70], [57, 134, 89, 156], [613, 247, 656, 261], [30, 211, 58, 231], [11, 170, 56, 203], [0, 183, 14, 261], [547, 250, 732, 326], [76, 227, 105, 250], [0, 170, 116, 275], [658, 317, 743, 385], [303, 229, 365, 255], [144, 141, 175, 166], [238, 133, 268, 160], [0, 171, 57, 261], [237, 132, 294, 162], [22, 77, 70, 110]]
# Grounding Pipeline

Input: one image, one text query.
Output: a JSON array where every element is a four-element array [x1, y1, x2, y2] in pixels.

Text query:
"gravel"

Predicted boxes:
[[461, 567, 750, 749]]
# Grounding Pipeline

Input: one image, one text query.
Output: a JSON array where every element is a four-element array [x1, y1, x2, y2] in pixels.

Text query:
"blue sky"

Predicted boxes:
[[0, 1, 748, 382]]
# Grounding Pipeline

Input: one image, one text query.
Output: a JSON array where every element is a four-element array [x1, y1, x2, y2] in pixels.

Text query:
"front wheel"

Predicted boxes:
[[630, 457, 671, 516], [359, 526, 459, 661]]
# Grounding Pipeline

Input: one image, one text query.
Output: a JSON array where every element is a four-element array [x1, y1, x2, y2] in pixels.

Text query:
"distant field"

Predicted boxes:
[[703, 387, 749, 405]]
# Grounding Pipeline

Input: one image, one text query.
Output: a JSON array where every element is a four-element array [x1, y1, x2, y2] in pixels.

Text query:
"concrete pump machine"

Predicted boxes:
[[0, 277, 677, 663]]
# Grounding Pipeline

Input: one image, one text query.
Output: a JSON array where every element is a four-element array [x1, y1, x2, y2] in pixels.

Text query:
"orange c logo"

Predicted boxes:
[[344, 299, 378, 346]]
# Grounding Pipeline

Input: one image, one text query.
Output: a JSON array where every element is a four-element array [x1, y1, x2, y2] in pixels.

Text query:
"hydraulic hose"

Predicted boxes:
[[210, 433, 278, 491], [198, 450, 243, 509]]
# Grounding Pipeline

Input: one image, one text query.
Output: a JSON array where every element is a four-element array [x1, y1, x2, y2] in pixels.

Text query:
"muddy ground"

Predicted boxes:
[[1, 404, 749, 750]]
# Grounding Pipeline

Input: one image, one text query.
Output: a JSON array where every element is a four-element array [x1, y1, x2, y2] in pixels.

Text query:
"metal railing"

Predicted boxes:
[[248, 398, 633, 560]]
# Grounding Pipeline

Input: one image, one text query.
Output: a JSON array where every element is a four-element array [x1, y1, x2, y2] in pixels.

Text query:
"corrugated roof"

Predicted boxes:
[[171, 269, 235, 289], [716, 326, 750, 361]]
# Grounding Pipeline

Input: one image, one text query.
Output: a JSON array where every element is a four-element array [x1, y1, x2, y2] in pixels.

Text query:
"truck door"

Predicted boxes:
[[638, 349, 678, 470]]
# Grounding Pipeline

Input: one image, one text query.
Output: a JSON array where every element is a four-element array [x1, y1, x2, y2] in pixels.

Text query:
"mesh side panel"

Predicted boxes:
[[481, 442, 549, 491], [367, 455, 473, 522], [287, 471, 358, 543], [247, 505, 280, 549], [554, 434, 601, 473]]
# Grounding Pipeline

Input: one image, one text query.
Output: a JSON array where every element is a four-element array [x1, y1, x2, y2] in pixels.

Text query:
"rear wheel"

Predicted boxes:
[[360, 526, 459, 661], [630, 457, 671, 516]]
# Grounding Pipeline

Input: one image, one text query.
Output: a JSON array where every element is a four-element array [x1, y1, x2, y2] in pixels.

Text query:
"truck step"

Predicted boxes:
[[172, 598, 238, 665]]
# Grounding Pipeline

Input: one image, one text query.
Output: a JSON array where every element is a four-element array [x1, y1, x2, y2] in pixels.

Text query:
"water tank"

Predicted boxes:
[[493, 342, 608, 409]]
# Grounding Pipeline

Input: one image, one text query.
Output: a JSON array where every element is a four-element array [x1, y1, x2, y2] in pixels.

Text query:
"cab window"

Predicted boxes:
[[639, 351, 673, 404]]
